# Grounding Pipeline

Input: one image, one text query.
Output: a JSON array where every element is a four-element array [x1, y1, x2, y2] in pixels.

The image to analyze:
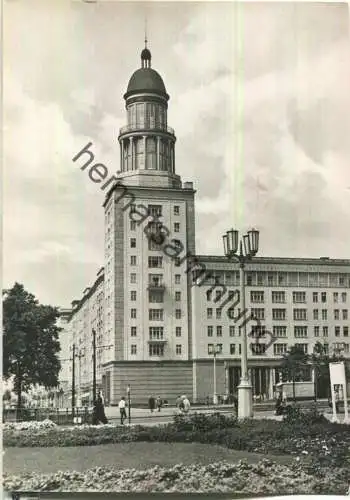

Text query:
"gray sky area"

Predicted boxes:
[[3, 1, 350, 306]]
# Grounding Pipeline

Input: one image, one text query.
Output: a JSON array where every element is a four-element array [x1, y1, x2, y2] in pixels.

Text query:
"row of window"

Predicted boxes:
[[130, 344, 183, 356], [247, 291, 348, 303], [207, 342, 350, 356], [130, 308, 182, 319], [128, 274, 182, 285], [129, 204, 181, 218], [130, 326, 182, 337], [200, 271, 349, 288], [208, 290, 348, 304], [130, 293, 181, 303], [206, 307, 349, 321], [206, 325, 349, 338]]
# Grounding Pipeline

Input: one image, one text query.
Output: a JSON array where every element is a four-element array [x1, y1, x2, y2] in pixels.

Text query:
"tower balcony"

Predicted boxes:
[[119, 124, 175, 136]]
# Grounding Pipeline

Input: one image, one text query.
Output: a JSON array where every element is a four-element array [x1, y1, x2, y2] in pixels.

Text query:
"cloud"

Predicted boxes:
[[3, 1, 350, 306]]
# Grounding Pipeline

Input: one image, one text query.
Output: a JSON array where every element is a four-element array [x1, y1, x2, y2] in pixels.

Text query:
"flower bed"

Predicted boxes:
[[3, 459, 349, 494], [3, 419, 57, 431]]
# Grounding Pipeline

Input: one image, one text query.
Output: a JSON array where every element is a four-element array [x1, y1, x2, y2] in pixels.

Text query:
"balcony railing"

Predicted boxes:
[[119, 124, 175, 135], [147, 281, 166, 291]]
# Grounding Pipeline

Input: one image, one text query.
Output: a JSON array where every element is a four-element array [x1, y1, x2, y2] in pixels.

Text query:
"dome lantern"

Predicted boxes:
[[124, 41, 169, 101], [141, 37, 151, 68]]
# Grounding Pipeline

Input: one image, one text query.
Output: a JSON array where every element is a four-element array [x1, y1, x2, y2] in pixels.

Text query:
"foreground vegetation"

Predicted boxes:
[[3, 410, 350, 494], [4, 458, 349, 495]]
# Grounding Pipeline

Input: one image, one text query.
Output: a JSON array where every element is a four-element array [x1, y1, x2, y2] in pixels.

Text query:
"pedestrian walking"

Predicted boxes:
[[148, 395, 155, 413], [119, 396, 127, 425], [97, 391, 108, 424], [156, 396, 162, 412], [92, 392, 108, 425]]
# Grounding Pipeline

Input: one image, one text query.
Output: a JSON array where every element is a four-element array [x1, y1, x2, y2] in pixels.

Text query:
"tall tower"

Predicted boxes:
[[102, 43, 196, 405], [117, 43, 180, 189]]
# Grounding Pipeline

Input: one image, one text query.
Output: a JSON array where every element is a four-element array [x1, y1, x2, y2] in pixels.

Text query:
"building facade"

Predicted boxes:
[[61, 45, 350, 406]]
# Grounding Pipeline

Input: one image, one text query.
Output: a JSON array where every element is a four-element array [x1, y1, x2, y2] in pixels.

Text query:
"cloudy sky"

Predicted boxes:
[[4, 1, 350, 307]]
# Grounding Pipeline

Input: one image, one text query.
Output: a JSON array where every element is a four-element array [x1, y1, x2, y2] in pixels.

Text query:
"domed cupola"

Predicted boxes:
[[124, 44, 169, 101], [117, 42, 180, 189]]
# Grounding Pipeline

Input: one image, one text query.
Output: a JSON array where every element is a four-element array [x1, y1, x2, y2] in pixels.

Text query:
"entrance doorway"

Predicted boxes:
[[229, 367, 241, 394], [229, 367, 270, 397], [251, 367, 269, 397]]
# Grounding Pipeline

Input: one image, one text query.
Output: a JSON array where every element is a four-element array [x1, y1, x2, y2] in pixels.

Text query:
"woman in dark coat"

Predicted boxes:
[[148, 396, 155, 413]]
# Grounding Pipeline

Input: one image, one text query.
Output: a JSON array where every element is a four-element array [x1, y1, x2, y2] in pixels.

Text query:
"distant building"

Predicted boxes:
[[60, 44, 350, 405]]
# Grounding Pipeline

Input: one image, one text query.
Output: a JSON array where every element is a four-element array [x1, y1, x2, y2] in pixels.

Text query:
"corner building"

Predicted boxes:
[[63, 46, 350, 406]]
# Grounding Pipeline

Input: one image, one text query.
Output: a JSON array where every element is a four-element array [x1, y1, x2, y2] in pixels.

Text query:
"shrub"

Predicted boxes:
[[173, 412, 237, 433], [283, 406, 329, 427]]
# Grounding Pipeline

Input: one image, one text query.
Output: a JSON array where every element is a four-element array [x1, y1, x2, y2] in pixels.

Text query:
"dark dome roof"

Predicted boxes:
[[125, 68, 168, 98]]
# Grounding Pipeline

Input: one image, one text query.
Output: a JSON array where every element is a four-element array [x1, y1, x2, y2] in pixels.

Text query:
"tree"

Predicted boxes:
[[3, 283, 62, 411], [281, 345, 310, 402]]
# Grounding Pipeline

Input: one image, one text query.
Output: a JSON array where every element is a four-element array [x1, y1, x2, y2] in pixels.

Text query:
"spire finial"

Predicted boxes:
[[141, 17, 151, 68], [145, 17, 148, 48]]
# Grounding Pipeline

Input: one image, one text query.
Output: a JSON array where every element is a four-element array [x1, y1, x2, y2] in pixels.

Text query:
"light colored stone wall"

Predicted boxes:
[[107, 361, 193, 405]]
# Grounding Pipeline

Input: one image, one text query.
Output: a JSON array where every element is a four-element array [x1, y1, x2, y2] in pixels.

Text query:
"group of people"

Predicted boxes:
[[176, 394, 191, 413]]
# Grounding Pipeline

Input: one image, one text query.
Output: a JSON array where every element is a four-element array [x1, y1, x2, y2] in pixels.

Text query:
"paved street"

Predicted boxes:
[[102, 404, 347, 426]]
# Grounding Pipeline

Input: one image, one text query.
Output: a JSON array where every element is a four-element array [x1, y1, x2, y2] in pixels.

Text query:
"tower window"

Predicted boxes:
[[130, 238, 136, 248], [174, 223, 180, 233], [174, 206, 180, 215], [148, 205, 162, 217]]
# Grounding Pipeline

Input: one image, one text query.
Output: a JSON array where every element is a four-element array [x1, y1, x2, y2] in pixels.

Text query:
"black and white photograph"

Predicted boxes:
[[3, 0, 350, 497]]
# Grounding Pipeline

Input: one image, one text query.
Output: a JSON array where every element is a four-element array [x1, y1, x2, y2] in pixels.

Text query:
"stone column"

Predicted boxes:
[[268, 368, 274, 399], [156, 136, 160, 170], [120, 139, 123, 172], [224, 361, 229, 395], [130, 137, 134, 170], [144, 136, 147, 169], [192, 361, 197, 403]]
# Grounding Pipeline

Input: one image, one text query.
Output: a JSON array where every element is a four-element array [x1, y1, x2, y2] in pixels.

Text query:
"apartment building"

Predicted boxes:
[[191, 256, 350, 401]]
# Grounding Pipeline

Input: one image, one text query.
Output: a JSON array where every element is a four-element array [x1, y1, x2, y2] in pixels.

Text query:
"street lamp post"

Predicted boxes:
[[209, 344, 221, 405], [127, 385, 131, 424], [223, 228, 259, 419]]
